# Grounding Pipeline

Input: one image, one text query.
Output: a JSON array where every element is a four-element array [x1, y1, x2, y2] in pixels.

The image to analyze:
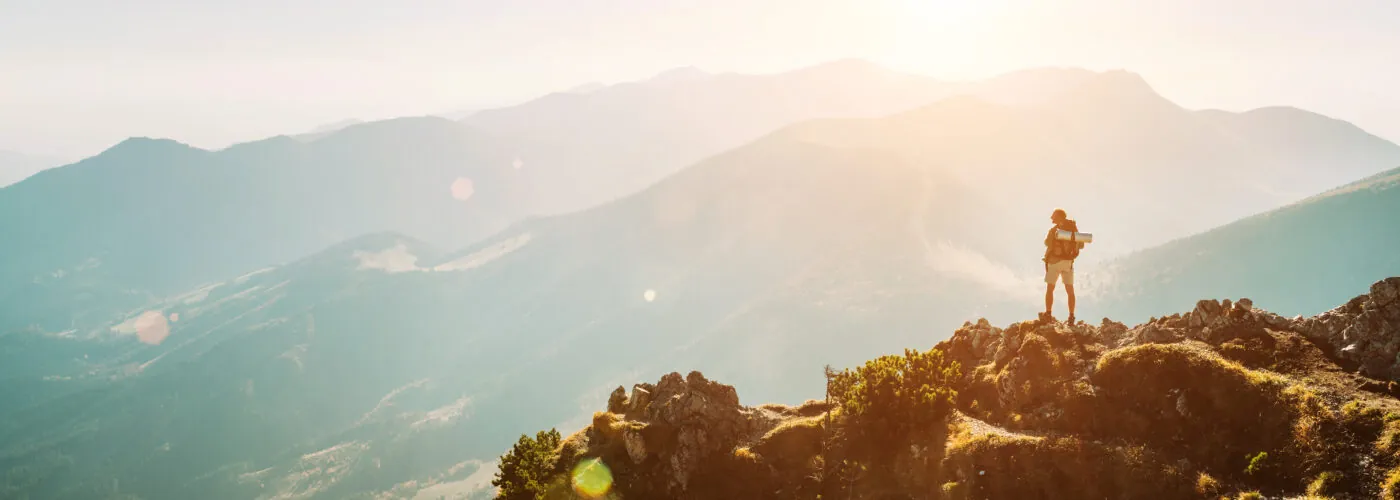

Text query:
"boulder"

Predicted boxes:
[[629, 385, 653, 414], [1299, 278, 1400, 379]]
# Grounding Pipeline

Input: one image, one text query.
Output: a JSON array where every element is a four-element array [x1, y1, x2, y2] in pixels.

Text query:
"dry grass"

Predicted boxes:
[[732, 446, 760, 463], [555, 428, 591, 467], [1379, 420, 1400, 458], [752, 414, 825, 461], [941, 432, 1191, 499], [758, 403, 793, 414], [1306, 471, 1342, 497], [1384, 467, 1400, 500], [1091, 342, 1352, 486], [1195, 472, 1222, 496]]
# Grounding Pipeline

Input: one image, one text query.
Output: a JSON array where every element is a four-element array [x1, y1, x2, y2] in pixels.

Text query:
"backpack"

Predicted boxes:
[[1053, 220, 1085, 260]]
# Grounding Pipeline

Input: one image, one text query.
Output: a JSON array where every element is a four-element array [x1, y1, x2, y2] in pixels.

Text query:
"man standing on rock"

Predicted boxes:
[[1043, 208, 1082, 324]]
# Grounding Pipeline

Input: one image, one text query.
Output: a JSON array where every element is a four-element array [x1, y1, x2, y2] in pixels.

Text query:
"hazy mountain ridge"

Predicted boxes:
[[5, 60, 1400, 500], [782, 69, 1400, 257], [8, 60, 1396, 338], [0, 135, 1030, 500], [0, 119, 552, 335], [6, 113, 1399, 499]]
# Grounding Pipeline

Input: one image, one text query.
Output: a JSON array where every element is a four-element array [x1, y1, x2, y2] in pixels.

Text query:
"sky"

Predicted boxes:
[[3, 0, 1400, 159]]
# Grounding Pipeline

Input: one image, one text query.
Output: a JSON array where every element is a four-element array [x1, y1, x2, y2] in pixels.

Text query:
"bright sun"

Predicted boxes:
[[901, 0, 988, 27], [888, 0, 1010, 72]]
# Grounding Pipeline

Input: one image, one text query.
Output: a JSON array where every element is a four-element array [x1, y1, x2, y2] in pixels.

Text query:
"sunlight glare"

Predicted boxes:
[[890, 0, 1010, 73], [571, 458, 613, 498]]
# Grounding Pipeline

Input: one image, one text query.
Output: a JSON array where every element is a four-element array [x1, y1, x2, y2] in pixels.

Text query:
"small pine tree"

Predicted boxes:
[[828, 347, 960, 447], [492, 429, 563, 500]]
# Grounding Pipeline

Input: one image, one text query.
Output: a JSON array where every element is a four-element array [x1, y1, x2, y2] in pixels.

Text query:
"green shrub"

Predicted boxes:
[[827, 347, 960, 447], [1244, 451, 1269, 476], [492, 428, 563, 500]]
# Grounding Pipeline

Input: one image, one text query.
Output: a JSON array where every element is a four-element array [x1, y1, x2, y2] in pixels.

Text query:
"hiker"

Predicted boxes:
[[1043, 208, 1084, 324]]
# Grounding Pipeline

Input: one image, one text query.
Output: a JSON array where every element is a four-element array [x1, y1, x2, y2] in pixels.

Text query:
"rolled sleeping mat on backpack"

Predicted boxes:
[[1055, 229, 1093, 243]]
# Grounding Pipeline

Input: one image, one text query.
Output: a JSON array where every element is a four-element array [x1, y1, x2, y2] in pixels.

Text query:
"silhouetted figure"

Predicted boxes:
[[1043, 208, 1083, 324]]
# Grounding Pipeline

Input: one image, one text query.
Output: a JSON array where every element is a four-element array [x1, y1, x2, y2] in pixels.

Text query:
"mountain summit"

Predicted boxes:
[[500, 277, 1400, 499]]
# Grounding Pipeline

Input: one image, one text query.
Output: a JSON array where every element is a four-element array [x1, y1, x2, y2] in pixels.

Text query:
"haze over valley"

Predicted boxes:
[[4, 2, 1400, 499]]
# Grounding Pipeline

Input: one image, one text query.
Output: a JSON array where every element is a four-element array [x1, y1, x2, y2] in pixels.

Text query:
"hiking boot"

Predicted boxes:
[[1067, 314, 1076, 325], [1038, 311, 1055, 323]]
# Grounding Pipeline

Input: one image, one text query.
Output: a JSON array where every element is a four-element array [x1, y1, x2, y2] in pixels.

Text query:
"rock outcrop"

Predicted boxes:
[[1300, 277, 1400, 378], [537, 277, 1400, 500], [557, 371, 824, 499]]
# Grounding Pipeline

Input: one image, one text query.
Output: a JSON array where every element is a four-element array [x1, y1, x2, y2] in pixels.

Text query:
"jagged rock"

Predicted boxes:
[[1099, 319, 1130, 347], [971, 318, 999, 352], [1300, 278, 1400, 379], [1260, 311, 1293, 330], [1134, 323, 1180, 344], [609, 386, 628, 413], [1237, 298, 1254, 312], [570, 370, 780, 498], [623, 429, 648, 464], [629, 385, 653, 414]]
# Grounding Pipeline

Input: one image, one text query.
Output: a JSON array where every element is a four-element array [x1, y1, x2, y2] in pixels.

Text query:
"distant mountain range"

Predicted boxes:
[[6, 60, 1397, 339], [0, 61, 1083, 335], [3, 59, 1400, 500], [292, 119, 367, 142], [783, 70, 1400, 257]]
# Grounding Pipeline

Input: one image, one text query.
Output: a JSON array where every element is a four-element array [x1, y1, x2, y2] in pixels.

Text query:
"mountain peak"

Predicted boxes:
[[98, 137, 202, 157], [1048, 68, 1178, 111]]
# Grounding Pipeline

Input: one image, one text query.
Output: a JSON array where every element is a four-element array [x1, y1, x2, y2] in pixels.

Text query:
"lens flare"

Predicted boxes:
[[450, 177, 475, 201], [571, 457, 613, 498]]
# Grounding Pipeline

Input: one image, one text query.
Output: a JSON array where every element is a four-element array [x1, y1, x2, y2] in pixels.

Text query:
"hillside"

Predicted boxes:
[[5, 62, 1400, 499], [0, 60, 1072, 337], [0, 136, 1012, 499], [0, 119, 554, 334], [1090, 165, 1400, 319], [7, 62, 1397, 338], [783, 70, 1400, 257], [4, 126, 1398, 499], [500, 277, 1400, 499]]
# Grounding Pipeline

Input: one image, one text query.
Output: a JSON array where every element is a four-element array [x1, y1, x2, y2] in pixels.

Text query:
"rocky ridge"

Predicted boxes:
[[523, 277, 1400, 499]]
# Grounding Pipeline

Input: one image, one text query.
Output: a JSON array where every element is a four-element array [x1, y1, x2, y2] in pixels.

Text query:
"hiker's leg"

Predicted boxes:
[[1044, 283, 1055, 314], [1066, 283, 1076, 318]]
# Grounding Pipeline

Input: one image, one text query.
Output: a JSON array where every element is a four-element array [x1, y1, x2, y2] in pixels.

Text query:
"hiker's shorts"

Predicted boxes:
[[1045, 259, 1074, 286]]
